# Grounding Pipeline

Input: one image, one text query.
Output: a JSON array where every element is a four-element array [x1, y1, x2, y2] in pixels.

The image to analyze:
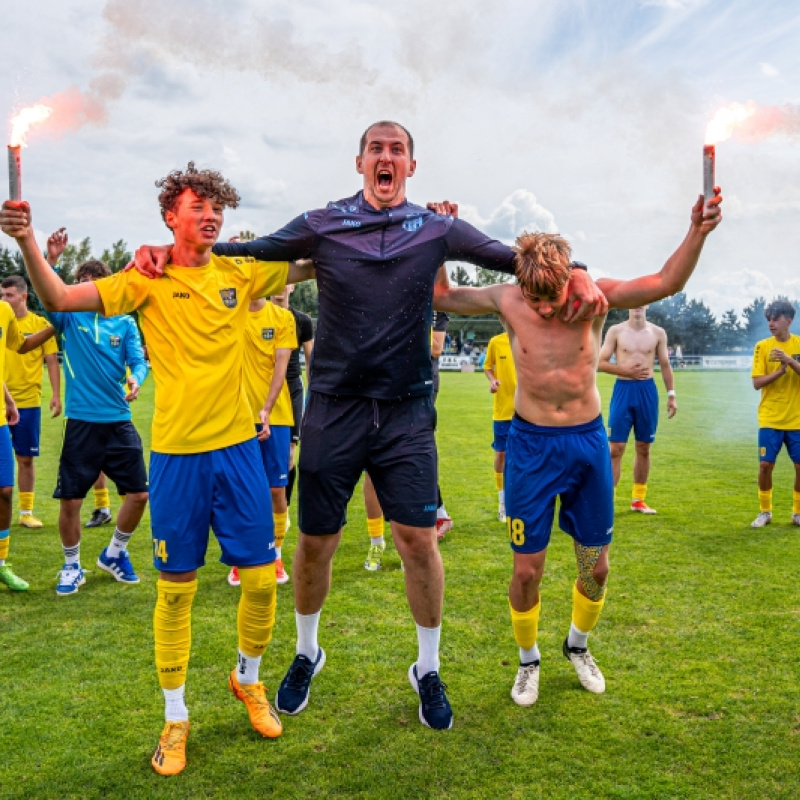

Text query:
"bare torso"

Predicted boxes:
[[498, 285, 606, 426], [610, 322, 661, 380]]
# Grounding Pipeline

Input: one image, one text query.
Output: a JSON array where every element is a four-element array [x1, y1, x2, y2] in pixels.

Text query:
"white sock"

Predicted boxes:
[[436, 506, 449, 520], [275, 546, 282, 560], [237, 649, 261, 685], [63, 542, 80, 565], [370, 536, 385, 546], [296, 610, 320, 660], [163, 685, 189, 722], [567, 622, 589, 650], [107, 528, 132, 558], [520, 643, 540, 665], [19, 510, 31, 516], [498, 489, 505, 504], [416, 624, 441, 675], [100, 506, 110, 514]]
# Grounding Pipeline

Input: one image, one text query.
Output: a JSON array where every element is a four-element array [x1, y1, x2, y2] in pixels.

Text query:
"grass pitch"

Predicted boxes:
[[1, 370, 798, 799]]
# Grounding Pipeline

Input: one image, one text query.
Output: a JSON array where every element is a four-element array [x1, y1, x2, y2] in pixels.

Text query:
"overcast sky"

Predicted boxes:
[[4, 0, 800, 316]]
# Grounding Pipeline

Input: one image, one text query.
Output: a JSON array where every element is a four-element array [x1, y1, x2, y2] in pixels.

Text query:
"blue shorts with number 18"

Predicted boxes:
[[149, 438, 275, 573], [505, 415, 614, 554]]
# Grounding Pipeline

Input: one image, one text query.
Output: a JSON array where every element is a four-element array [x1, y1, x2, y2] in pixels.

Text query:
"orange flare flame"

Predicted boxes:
[[9, 104, 54, 147], [705, 101, 757, 145]]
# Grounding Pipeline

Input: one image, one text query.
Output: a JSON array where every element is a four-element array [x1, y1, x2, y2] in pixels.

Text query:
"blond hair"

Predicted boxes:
[[513, 232, 572, 300]]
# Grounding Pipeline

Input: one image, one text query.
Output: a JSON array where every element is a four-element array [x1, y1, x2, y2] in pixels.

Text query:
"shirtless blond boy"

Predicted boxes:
[[433, 192, 722, 707], [598, 307, 676, 514]]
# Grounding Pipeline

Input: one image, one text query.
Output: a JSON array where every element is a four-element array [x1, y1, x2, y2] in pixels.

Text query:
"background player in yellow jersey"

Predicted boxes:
[[598, 306, 677, 514], [228, 293, 297, 587], [1, 275, 61, 528], [750, 299, 800, 528], [1, 163, 310, 776], [484, 330, 517, 522], [0, 308, 57, 591]]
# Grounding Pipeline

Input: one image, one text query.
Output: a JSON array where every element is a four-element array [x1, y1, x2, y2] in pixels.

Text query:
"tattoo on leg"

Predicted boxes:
[[575, 544, 606, 601]]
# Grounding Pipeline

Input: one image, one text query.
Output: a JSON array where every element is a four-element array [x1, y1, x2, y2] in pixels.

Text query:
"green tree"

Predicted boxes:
[[100, 239, 132, 274], [742, 297, 768, 346], [474, 266, 513, 287], [55, 237, 93, 285], [682, 299, 716, 354], [450, 265, 473, 286], [715, 309, 745, 351], [291, 281, 318, 316]]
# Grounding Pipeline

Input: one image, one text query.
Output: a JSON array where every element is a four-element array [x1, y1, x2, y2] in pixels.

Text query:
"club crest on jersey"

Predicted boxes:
[[219, 288, 238, 308], [109, 335, 121, 348], [262, 328, 275, 340], [402, 216, 424, 233]]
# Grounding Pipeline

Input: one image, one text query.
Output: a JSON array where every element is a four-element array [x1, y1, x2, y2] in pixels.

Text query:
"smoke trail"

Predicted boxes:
[[707, 100, 800, 144]]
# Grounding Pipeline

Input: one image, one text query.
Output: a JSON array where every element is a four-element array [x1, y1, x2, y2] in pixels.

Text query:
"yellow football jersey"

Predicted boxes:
[[243, 302, 297, 426], [485, 332, 516, 421], [0, 303, 26, 427], [752, 334, 800, 429], [96, 254, 289, 454], [4, 312, 57, 408]]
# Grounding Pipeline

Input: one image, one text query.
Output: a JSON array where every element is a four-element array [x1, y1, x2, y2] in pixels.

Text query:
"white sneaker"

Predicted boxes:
[[511, 662, 540, 706], [751, 511, 772, 528], [498, 499, 506, 523], [563, 639, 605, 694], [792, 513, 800, 527]]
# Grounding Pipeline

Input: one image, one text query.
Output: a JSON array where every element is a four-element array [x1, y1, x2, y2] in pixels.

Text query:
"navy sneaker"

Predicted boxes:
[[408, 664, 453, 730], [96, 548, 139, 584], [275, 648, 325, 715], [85, 508, 113, 528]]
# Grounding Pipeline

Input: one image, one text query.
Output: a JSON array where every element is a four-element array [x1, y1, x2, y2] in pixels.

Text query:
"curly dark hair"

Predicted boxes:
[[156, 162, 241, 229]]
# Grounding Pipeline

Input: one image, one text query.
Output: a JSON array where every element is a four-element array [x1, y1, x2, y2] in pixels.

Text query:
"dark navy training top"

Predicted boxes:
[[213, 191, 515, 400]]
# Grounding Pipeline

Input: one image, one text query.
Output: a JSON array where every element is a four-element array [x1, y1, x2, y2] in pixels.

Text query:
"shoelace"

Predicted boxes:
[[241, 682, 268, 704], [515, 665, 537, 690], [578, 653, 601, 677], [284, 657, 314, 689], [419, 674, 449, 709], [161, 722, 188, 751]]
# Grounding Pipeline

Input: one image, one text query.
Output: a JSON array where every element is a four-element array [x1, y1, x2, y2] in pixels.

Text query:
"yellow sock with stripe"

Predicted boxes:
[[19, 492, 34, 515], [94, 487, 110, 511], [509, 598, 541, 663], [570, 583, 605, 639], [0, 530, 9, 564], [273, 511, 287, 554], [236, 564, 277, 683], [632, 483, 647, 502], [494, 472, 504, 491], [759, 489, 772, 513], [794, 491, 800, 516], [154, 579, 197, 694], [367, 515, 385, 544]]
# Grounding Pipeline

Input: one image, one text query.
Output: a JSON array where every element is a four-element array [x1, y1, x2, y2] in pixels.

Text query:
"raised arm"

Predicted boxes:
[[0, 203, 103, 312], [598, 192, 723, 310]]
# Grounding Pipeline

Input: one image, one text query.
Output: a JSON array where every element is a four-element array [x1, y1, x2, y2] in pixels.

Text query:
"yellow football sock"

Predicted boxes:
[[19, 492, 34, 513], [238, 563, 277, 658], [154, 579, 197, 690], [494, 472, 504, 491], [632, 483, 647, 502], [0, 531, 9, 561], [508, 598, 541, 650], [759, 489, 772, 513], [572, 583, 605, 634], [94, 487, 110, 510], [366, 516, 385, 539], [793, 491, 800, 515], [273, 511, 287, 550]]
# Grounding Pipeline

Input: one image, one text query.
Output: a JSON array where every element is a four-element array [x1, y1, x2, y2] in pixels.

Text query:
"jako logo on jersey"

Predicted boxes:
[[423, 504, 437, 512], [342, 219, 361, 228], [219, 288, 238, 308], [109, 335, 121, 348], [402, 217, 424, 233], [173, 292, 190, 299], [262, 328, 275, 340]]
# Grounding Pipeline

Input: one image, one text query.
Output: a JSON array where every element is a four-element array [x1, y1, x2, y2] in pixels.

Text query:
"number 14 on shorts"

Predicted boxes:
[[153, 538, 169, 563]]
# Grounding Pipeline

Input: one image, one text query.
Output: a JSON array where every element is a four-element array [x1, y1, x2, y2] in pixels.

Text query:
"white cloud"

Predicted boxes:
[[458, 190, 558, 244], [760, 62, 779, 77]]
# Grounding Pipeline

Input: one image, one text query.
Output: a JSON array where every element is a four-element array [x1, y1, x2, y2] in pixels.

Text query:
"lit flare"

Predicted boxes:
[[705, 101, 756, 145], [9, 104, 53, 147]]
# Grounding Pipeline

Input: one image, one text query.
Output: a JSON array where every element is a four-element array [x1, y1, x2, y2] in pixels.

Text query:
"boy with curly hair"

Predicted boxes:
[[1, 163, 311, 775]]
